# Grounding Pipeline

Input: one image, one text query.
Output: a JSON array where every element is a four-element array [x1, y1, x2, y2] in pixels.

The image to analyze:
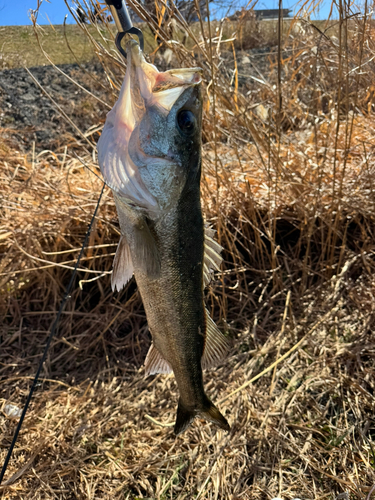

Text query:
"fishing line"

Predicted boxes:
[[0, 183, 105, 487], [72, 152, 105, 183]]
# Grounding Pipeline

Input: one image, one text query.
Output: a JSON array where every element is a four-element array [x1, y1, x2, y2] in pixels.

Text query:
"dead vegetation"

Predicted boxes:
[[1, 0, 375, 498]]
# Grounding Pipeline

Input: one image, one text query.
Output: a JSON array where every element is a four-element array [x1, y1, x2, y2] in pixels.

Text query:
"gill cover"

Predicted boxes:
[[97, 40, 202, 213]]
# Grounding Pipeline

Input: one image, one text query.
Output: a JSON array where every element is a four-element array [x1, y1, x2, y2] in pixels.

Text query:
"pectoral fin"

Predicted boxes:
[[111, 236, 134, 292], [133, 219, 161, 278], [201, 309, 229, 370], [144, 343, 172, 376], [203, 226, 223, 287], [114, 194, 160, 278]]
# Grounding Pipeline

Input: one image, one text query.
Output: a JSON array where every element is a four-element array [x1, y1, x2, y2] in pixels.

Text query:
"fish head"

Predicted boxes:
[[135, 77, 203, 193], [98, 40, 203, 214]]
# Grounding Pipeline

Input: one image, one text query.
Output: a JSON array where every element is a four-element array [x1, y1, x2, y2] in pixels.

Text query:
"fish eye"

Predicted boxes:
[[177, 110, 196, 135]]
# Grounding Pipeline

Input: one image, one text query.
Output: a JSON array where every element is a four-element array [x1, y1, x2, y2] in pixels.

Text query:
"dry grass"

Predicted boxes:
[[1, 0, 375, 498]]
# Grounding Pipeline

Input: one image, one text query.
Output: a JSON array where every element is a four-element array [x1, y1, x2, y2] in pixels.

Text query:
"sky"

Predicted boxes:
[[0, 0, 341, 26]]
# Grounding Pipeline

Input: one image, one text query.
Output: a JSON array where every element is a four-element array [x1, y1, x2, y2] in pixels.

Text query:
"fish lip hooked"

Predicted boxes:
[[126, 40, 203, 105]]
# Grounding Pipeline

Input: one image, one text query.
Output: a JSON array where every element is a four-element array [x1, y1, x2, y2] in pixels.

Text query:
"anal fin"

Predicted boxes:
[[201, 309, 229, 370], [111, 236, 134, 292], [144, 343, 172, 376]]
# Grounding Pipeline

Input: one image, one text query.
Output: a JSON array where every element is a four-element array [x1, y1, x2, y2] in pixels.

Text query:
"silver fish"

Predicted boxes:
[[98, 40, 230, 435]]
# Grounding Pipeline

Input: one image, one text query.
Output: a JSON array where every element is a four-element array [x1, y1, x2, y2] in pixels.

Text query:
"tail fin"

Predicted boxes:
[[201, 402, 231, 432], [174, 400, 195, 435], [174, 398, 230, 436]]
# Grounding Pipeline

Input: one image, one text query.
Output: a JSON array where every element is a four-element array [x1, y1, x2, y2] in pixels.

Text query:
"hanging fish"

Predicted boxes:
[[97, 40, 230, 435]]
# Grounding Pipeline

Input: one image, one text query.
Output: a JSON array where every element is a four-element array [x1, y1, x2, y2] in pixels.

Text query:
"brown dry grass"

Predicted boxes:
[[1, 0, 375, 498]]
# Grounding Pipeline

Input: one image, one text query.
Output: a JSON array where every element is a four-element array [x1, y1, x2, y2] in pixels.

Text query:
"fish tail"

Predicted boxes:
[[174, 398, 230, 436], [200, 400, 231, 433], [174, 400, 196, 435]]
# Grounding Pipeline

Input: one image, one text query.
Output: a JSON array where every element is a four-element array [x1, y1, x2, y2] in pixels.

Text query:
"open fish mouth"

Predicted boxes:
[[98, 40, 202, 213], [127, 40, 202, 113]]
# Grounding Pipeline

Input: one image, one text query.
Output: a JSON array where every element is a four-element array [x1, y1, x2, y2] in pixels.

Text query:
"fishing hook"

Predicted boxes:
[[105, 0, 144, 57]]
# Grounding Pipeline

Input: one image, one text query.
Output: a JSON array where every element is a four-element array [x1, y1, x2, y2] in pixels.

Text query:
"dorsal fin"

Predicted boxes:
[[144, 343, 173, 376], [201, 309, 229, 370], [111, 236, 134, 292], [203, 226, 223, 287]]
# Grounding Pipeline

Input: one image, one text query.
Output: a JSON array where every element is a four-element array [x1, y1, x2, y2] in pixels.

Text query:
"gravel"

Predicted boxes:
[[0, 62, 112, 153]]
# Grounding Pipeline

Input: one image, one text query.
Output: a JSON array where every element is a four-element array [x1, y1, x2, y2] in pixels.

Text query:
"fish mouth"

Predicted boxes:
[[127, 40, 202, 114], [97, 40, 202, 213]]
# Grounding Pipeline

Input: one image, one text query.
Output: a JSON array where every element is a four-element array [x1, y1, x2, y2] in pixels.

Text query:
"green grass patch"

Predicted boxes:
[[0, 24, 107, 69]]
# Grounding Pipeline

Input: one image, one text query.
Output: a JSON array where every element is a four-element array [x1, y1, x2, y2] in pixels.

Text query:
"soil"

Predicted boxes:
[[0, 62, 113, 153]]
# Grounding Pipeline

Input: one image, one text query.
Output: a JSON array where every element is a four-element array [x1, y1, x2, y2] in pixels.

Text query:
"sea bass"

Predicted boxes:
[[97, 40, 230, 435]]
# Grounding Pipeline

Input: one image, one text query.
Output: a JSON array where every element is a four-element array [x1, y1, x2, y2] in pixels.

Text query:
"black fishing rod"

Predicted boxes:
[[0, 185, 105, 487]]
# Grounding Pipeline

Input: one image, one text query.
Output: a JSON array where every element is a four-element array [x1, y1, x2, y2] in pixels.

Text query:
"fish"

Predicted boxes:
[[97, 40, 230, 435]]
